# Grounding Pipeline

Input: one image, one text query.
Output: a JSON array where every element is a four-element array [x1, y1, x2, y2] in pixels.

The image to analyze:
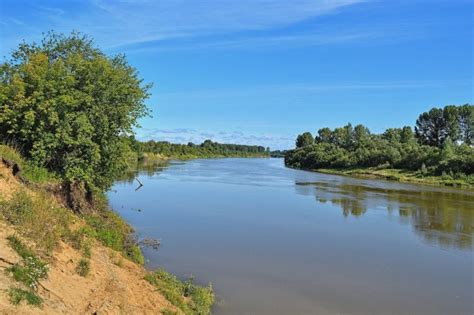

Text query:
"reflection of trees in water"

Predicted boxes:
[[115, 159, 170, 183], [296, 181, 473, 250]]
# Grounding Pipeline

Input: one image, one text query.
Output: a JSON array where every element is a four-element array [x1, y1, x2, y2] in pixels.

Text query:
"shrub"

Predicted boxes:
[[0, 32, 151, 192], [75, 259, 90, 277]]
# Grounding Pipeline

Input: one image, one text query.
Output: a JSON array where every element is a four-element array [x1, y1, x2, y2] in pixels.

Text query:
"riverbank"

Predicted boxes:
[[308, 167, 473, 189], [0, 145, 214, 314], [141, 151, 270, 161]]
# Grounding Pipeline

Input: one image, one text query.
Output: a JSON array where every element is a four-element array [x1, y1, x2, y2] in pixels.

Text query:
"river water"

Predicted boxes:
[[109, 158, 473, 315]]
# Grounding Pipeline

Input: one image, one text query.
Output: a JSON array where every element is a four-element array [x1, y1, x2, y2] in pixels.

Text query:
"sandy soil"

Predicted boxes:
[[0, 163, 178, 315]]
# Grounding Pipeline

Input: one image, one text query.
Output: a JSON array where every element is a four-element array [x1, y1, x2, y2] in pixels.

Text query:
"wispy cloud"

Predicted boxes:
[[154, 80, 468, 101], [124, 31, 379, 54], [1, 0, 367, 54]]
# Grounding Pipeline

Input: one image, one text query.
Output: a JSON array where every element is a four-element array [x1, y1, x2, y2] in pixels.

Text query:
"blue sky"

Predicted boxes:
[[1, 0, 472, 149]]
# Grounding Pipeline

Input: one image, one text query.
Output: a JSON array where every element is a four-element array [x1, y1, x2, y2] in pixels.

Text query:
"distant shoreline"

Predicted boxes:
[[287, 165, 473, 189]]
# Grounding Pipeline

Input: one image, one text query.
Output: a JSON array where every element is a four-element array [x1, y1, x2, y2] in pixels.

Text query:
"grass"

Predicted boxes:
[[315, 167, 474, 188], [5, 235, 49, 290], [0, 144, 215, 311], [8, 288, 43, 307], [0, 189, 73, 254], [84, 211, 144, 265], [0, 144, 58, 184], [145, 269, 214, 315], [75, 259, 90, 277], [0, 188, 143, 265], [4, 236, 46, 308]]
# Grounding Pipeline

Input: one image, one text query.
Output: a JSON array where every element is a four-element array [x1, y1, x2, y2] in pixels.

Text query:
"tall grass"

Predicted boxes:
[[84, 211, 144, 265], [145, 269, 214, 315], [0, 190, 73, 254], [0, 144, 58, 184]]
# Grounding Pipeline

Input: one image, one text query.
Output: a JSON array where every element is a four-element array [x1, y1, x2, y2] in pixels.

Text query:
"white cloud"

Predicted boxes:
[[90, 0, 365, 47], [1, 0, 367, 54]]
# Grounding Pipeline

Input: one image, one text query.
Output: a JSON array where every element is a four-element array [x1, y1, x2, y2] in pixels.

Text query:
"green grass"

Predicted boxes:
[[8, 288, 43, 307], [75, 259, 90, 277], [145, 269, 214, 315], [0, 190, 73, 254], [0, 144, 58, 184], [315, 167, 474, 188], [6, 236, 48, 291], [84, 211, 144, 265]]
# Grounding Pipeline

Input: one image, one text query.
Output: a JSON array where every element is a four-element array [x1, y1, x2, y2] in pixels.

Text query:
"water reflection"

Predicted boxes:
[[295, 181, 474, 250], [116, 159, 170, 183]]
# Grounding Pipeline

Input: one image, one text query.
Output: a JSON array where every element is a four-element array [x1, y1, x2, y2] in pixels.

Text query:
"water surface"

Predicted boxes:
[[109, 158, 473, 315]]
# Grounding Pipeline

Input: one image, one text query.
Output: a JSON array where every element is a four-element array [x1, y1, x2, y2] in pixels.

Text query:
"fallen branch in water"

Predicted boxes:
[[135, 177, 144, 191]]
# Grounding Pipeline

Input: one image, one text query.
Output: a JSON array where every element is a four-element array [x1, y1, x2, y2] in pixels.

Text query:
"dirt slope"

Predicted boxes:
[[0, 164, 178, 314]]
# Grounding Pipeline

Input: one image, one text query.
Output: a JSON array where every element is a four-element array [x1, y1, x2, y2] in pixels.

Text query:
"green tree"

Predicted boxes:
[[353, 124, 370, 147], [443, 105, 461, 141], [400, 126, 415, 144], [415, 107, 447, 147], [458, 104, 473, 145], [315, 127, 333, 144], [0, 32, 151, 192], [441, 137, 455, 161], [296, 132, 314, 148]]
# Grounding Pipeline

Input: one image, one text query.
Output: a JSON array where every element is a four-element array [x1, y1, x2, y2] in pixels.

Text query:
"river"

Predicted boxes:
[[108, 158, 473, 315]]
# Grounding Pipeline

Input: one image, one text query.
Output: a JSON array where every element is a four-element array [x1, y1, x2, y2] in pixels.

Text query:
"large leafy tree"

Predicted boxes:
[[0, 32, 151, 191], [415, 105, 473, 147], [296, 132, 314, 148], [458, 104, 473, 145], [415, 107, 448, 147]]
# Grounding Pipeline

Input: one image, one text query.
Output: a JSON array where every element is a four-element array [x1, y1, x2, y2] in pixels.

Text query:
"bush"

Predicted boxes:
[[0, 32, 151, 192], [75, 259, 90, 277]]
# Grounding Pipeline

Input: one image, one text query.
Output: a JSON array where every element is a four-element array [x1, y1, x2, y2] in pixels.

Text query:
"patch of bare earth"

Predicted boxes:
[[0, 164, 179, 314]]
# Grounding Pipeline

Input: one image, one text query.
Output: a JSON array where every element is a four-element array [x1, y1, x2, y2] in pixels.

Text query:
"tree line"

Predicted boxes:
[[286, 104, 473, 178], [130, 138, 269, 159], [0, 32, 271, 193]]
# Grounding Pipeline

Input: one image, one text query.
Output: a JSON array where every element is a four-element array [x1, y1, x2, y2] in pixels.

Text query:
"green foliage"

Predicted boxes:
[[0, 190, 72, 254], [138, 139, 269, 160], [0, 31, 150, 191], [161, 309, 178, 315], [84, 211, 144, 264], [296, 132, 314, 148], [8, 288, 43, 307], [75, 258, 90, 277], [415, 104, 473, 146], [145, 269, 214, 315], [6, 236, 48, 291], [286, 105, 474, 186]]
